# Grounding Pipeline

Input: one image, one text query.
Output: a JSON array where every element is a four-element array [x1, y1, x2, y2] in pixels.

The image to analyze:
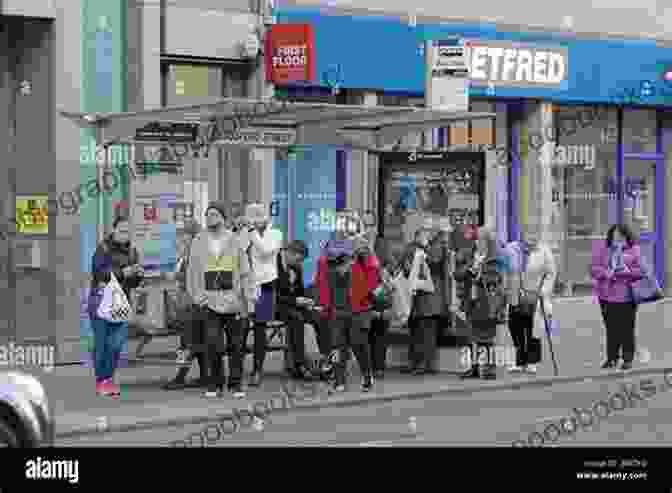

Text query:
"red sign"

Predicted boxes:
[[265, 24, 315, 84]]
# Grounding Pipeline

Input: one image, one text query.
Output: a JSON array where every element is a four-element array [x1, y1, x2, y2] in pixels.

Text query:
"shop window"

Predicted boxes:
[[622, 108, 657, 154], [555, 105, 618, 292]]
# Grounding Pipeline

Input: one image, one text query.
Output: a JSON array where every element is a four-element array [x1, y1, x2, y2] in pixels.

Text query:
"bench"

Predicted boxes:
[[129, 288, 294, 369]]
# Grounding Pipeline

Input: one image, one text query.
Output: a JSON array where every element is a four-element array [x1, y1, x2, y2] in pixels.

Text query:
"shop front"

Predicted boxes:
[[275, 6, 672, 294]]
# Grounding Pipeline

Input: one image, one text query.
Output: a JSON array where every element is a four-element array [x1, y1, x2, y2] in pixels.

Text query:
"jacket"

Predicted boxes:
[[315, 253, 381, 318], [504, 241, 557, 317], [591, 242, 643, 303], [185, 230, 253, 314], [88, 236, 143, 319], [276, 253, 305, 308]]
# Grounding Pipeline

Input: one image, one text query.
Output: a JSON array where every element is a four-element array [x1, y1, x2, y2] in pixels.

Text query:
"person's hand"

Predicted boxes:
[[197, 294, 209, 307], [133, 264, 145, 276], [121, 266, 134, 277]]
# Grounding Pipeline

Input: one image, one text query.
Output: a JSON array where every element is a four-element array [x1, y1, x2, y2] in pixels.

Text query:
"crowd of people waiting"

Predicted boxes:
[[86, 199, 656, 400]]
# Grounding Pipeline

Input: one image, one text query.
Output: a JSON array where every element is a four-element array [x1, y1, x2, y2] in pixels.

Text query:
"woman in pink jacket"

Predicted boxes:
[[591, 224, 643, 371]]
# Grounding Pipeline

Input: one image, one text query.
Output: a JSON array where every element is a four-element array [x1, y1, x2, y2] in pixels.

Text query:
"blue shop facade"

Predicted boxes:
[[273, 6, 672, 294]]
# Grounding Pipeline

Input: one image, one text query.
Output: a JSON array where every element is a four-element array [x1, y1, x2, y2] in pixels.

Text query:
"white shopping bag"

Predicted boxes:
[[96, 272, 132, 322], [408, 249, 435, 294], [388, 271, 412, 331]]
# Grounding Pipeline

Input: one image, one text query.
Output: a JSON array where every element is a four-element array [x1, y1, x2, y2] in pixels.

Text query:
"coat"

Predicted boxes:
[[88, 236, 143, 320], [315, 253, 381, 319], [591, 242, 643, 303]]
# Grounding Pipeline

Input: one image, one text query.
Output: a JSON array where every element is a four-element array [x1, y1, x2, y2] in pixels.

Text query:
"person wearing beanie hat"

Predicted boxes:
[[313, 210, 381, 393], [185, 200, 253, 398]]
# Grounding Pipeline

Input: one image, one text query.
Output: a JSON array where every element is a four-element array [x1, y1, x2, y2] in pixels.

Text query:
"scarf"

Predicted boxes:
[[609, 243, 626, 271]]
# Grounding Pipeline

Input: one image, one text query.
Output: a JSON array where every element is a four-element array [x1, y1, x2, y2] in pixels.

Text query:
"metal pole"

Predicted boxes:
[[7, 25, 18, 339], [96, 124, 107, 243]]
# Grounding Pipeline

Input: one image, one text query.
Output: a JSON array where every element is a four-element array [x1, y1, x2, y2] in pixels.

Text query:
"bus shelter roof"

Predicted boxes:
[[58, 97, 495, 149]]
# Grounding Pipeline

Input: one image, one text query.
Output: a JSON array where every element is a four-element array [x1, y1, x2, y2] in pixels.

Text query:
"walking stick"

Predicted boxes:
[[538, 298, 559, 376]]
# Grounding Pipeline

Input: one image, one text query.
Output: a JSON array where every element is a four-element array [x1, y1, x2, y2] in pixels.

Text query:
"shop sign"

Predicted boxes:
[[426, 38, 469, 112], [214, 128, 297, 147], [467, 40, 568, 88], [265, 24, 315, 84], [135, 122, 199, 143]]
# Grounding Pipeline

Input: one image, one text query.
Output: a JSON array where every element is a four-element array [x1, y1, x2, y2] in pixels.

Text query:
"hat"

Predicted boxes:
[[205, 200, 228, 219], [286, 240, 308, 258], [182, 219, 201, 236]]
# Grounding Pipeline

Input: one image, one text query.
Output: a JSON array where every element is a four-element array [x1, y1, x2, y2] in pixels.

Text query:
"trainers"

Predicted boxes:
[[204, 388, 219, 398], [620, 361, 633, 371], [361, 375, 374, 392], [508, 365, 524, 373], [525, 364, 537, 374], [231, 386, 246, 399], [600, 360, 617, 370], [331, 384, 346, 393]]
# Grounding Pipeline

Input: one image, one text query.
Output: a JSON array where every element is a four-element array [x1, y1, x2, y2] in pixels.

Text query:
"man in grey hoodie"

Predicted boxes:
[[186, 201, 254, 398]]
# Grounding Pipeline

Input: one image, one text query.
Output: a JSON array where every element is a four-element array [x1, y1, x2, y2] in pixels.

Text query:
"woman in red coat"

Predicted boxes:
[[315, 215, 381, 393]]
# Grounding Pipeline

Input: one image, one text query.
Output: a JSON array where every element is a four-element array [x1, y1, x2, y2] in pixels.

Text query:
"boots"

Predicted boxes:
[[460, 364, 480, 379]]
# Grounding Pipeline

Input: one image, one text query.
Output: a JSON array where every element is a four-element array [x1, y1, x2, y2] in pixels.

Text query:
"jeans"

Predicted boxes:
[[281, 306, 312, 368], [330, 311, 373, 384], [92, 318, 128, 382], [600, 301, 638, 363], [369, 316, 389, 372], [194, 307, 244, 391]]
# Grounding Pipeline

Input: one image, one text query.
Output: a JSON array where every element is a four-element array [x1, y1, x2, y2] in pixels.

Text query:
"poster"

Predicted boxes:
[[134, 171, 182, 271], [288, 146, 338, 285], [16, 196, 48, 234]]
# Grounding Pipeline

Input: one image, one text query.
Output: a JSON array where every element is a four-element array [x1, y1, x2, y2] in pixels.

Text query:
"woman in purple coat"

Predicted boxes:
[[591, 224, 643, 371]]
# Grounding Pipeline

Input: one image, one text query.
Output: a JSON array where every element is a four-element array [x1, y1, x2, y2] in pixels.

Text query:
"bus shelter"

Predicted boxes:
[[60, 98, 495, 360], [60, 97, 494, 242]]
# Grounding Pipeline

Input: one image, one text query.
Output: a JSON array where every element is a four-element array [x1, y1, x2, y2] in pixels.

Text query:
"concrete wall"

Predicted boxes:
[[54, 0, 85, 362], [283, 0, 672, 43]]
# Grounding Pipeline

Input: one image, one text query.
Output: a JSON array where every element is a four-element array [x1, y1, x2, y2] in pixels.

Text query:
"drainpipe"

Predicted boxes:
[[6, 20, 19, 339]]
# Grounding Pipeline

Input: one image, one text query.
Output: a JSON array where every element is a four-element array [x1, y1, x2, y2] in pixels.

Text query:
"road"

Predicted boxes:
[[57, 372, 672, 447]]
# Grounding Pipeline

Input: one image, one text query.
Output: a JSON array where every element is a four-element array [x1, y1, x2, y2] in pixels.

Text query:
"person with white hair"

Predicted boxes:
[[454, 224, 508, 380], [242, 202, 283, 387]]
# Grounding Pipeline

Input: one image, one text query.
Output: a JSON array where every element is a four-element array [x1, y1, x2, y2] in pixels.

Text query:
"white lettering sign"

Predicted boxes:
[[467, 41, 567, 87], [215, 128, 297, 147]]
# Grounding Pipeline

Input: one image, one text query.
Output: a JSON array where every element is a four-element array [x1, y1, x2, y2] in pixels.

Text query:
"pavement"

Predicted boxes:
[[57, 372, 672, 447], [14, 296, 672, 440]]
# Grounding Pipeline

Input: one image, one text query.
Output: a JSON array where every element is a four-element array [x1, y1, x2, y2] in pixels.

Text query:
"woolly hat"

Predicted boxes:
[[205, 200, 228, 220], [182, 219, 201, 236]]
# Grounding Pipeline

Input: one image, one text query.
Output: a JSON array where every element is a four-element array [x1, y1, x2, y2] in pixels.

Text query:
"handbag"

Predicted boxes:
[[387, 269, 412, 330], [630, 258, 664, 305], [96, 272, 132, 322]]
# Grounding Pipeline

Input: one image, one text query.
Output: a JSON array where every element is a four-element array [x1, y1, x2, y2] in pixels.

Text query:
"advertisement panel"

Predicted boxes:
[[265, 24, 315, 84]]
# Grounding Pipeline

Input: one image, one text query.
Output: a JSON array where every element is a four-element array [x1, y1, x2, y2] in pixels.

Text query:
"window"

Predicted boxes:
[[556, 105, 618, 291], [623, 108, 657, 154]]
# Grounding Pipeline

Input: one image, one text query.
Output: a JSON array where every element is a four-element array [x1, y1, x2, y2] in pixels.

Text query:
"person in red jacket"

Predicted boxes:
[[315, 219, 381, 393]]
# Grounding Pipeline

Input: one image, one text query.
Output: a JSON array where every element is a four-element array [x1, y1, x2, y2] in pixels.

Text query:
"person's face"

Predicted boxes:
[[612, 229, 625, 242], [113, 220, 130, 244], [286, 250, 304, 267], [206, 209, 225, 230]]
